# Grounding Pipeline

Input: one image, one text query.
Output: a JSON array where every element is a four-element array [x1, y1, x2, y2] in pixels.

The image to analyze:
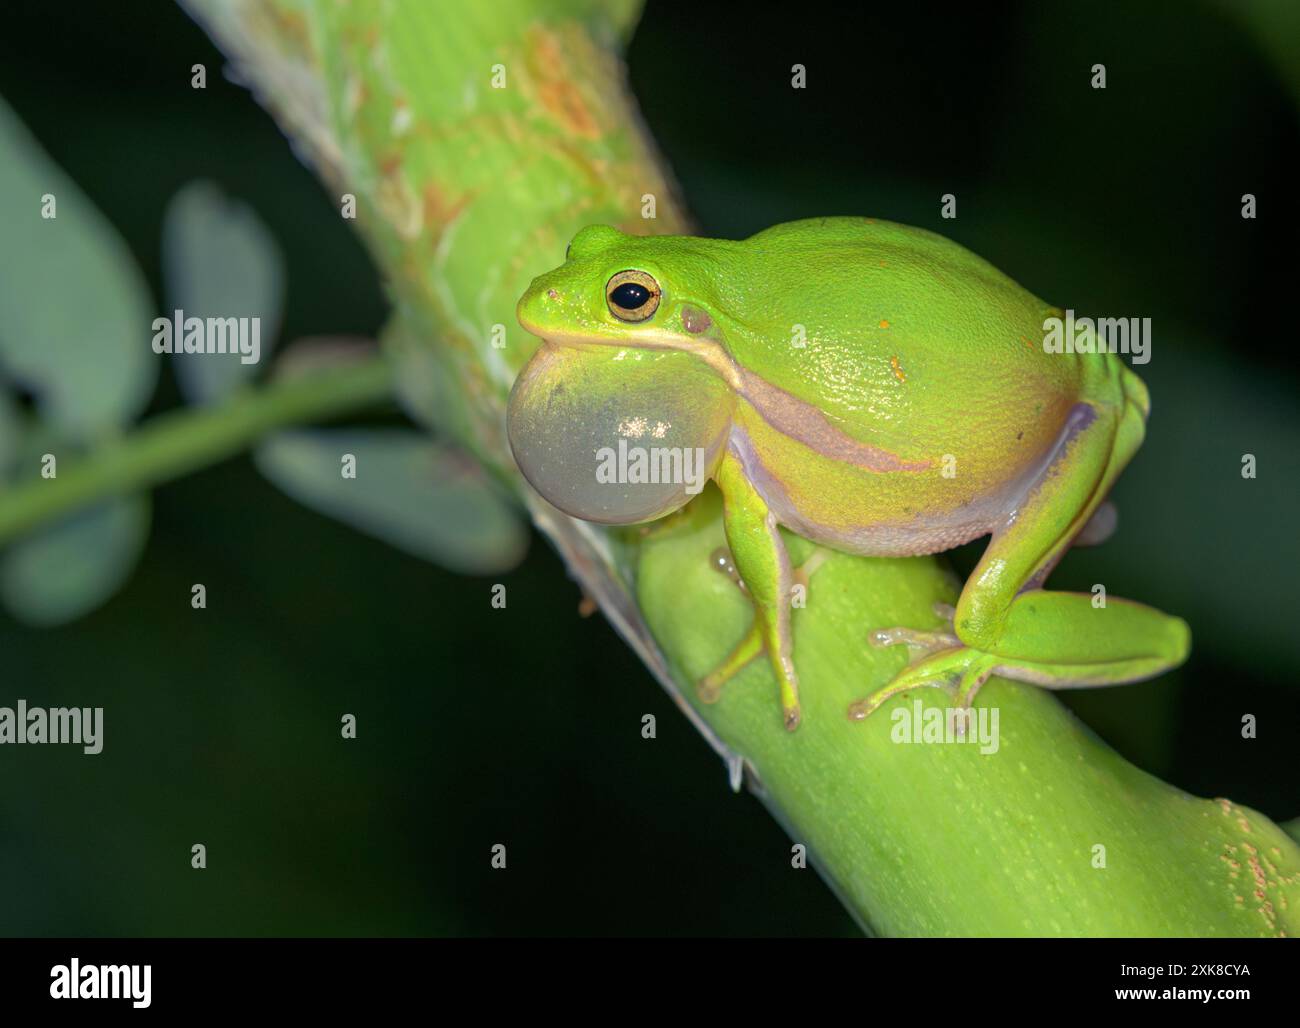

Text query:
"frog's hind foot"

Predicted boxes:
[[868, 625, 960, 652], [848, 645, 999, 730], [867, 602, 960, 656]]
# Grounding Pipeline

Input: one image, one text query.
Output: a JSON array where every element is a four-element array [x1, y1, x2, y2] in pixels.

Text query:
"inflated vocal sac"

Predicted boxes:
[[507, 343, 734, 524]]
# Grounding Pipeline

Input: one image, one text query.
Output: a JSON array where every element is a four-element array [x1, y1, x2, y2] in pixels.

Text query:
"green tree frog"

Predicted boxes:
[[508, 218, 1190, 730]]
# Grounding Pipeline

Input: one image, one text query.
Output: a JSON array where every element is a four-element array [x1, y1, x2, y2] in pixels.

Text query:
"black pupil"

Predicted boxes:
[[611, 282, 649, 310]]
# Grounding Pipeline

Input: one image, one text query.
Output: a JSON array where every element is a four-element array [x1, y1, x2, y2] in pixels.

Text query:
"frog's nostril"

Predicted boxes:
[[546, 288, 559, 300]]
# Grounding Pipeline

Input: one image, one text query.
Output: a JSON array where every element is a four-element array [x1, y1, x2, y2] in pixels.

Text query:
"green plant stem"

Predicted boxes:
[[179, 0, 1299, 937], [0, 355, 392, 545]]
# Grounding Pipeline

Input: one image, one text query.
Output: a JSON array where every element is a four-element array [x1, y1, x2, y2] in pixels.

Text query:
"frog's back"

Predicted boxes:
[[724, 217, 1104, 482]]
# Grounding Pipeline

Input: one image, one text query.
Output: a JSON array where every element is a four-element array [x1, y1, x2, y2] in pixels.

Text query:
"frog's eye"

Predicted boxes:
[[605, 270, 661, 322]]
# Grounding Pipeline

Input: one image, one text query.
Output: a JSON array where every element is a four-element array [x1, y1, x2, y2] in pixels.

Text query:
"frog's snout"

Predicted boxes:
[[516, 282, 553, 337]]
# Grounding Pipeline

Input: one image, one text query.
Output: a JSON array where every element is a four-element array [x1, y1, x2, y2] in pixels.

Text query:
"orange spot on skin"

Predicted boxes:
[[878, 260, 888, 267], [879, 319, 890, 329], [890, 355, 906, 383], [1019, 335, 1036, 352]]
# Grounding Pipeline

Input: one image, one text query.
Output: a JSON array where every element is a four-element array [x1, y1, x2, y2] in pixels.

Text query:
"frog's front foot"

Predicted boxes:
[[848, 636, 999, 726]]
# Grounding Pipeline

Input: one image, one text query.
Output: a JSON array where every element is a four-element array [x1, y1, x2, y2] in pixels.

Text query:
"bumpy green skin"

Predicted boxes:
[[510, 218, 1190, 729]]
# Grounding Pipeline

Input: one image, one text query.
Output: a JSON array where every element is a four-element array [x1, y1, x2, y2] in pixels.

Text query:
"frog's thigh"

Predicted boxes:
[[713, 453, 802, 729], [956, 400, 1189, 680]]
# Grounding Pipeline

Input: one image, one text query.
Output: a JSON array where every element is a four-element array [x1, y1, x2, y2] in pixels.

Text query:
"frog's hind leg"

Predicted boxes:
[[1073, 499, 1117, 547], [853, 390, 1190, 720]]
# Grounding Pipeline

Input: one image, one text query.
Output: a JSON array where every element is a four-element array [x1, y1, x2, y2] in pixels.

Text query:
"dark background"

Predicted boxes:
[[0, 0, 1295, 936]]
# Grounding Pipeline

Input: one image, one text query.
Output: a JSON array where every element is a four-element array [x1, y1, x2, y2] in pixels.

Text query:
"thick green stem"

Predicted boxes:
[[0, 355, 392, 544], [172, 0, 1299, 937]]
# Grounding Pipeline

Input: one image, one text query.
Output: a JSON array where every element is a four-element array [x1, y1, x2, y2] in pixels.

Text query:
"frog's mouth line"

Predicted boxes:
[[519, 325, 745, 392]]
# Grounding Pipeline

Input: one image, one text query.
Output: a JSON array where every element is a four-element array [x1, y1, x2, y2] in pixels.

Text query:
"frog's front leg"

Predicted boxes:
[[704, 452, 802, 730], [852, 397, 1191, 720]]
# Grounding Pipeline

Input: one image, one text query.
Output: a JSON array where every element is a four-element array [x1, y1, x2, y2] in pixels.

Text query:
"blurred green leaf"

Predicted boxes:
[[255, 428, 527, 574], [0, 95, 157, 440], [161, 180, 285, 403], [1, 496, 149, 626], [0, 390, 19, 478]]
